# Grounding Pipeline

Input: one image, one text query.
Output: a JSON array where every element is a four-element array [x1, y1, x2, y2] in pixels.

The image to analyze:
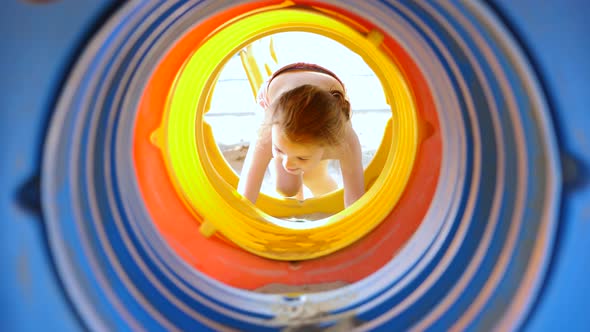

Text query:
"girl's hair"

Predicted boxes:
[[266, 84, 351, 146]]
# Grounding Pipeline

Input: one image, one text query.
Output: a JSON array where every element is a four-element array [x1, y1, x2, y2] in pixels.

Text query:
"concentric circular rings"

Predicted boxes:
[[164, 8, 419, 260], [42, 1, 560, 331], [134, 0, 438, 288]]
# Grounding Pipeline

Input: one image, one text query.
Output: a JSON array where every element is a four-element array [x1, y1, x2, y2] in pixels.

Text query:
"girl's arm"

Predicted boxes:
[[237, 131, 273, 204], [340, 130, 365, 207]]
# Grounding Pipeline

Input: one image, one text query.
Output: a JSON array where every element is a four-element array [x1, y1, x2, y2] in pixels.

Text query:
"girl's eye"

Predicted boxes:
[[298, 157, 309, 161]]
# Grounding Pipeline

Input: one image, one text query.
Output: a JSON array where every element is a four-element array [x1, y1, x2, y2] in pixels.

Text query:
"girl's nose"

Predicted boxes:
[[283, 157, 297, 170]]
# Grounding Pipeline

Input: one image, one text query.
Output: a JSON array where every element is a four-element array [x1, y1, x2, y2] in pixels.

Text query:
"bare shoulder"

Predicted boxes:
[[343, 126, 362, 158], [327, 125, 361, 161], [253, 123, 272, 151]]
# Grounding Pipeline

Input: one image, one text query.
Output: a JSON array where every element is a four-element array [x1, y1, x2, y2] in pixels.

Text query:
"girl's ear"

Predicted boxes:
[[330, 89, 351, 120]]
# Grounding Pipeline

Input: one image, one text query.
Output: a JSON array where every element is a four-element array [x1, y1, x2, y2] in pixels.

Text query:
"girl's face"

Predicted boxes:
[[271, 125, 325, 175]]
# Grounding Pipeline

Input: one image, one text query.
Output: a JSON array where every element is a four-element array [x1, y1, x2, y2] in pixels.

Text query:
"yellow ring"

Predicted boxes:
[[164, 8, 418, 260]]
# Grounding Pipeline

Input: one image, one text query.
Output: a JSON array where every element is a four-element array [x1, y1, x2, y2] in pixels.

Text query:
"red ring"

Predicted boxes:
[[133, 0, 441, 290]]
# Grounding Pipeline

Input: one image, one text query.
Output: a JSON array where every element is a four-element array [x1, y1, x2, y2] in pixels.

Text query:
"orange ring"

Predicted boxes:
[[133, 0, 441, 290]]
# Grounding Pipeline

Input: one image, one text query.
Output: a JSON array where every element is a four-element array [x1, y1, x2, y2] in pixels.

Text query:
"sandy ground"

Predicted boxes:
[[254, 280, 348, 294]]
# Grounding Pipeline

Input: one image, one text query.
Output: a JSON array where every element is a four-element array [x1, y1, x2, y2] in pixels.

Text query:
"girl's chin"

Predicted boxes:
[[285, 168, 302, 175]]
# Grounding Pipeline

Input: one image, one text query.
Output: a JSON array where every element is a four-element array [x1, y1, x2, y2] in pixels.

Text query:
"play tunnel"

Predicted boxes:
[[4, 0, 589, 331]]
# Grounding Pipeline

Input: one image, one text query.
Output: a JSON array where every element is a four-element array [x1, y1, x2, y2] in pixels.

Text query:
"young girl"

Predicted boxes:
[[237, 63, 365, 208]]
